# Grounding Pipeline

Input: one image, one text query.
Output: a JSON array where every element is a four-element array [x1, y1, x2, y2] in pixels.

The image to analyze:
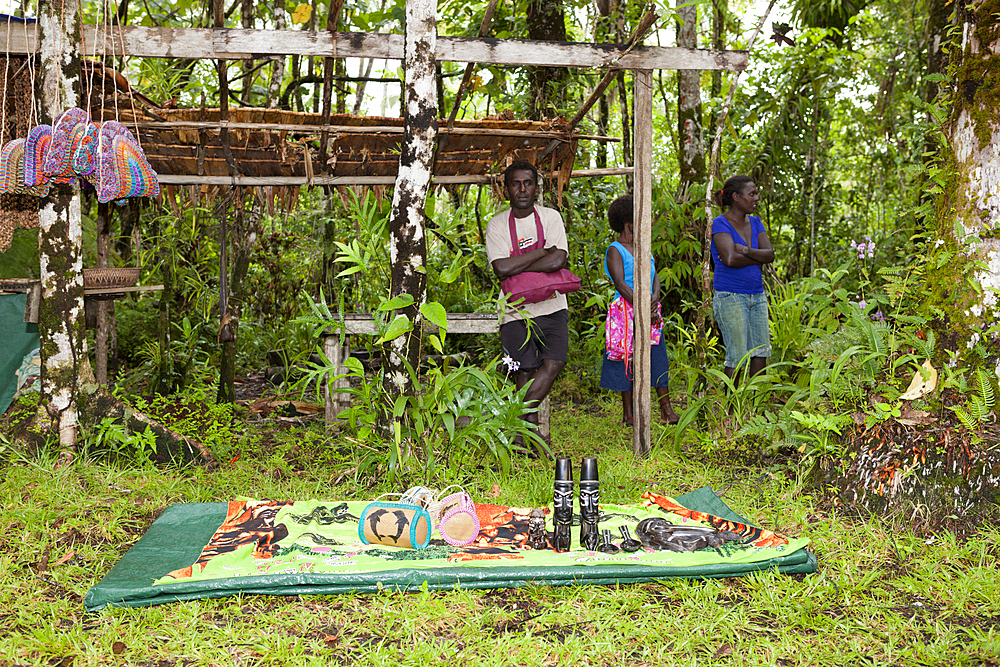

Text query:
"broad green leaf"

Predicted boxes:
[[376, 314, 413, 343], [419, 301, 448, 330], [377, 294, 415, 312]]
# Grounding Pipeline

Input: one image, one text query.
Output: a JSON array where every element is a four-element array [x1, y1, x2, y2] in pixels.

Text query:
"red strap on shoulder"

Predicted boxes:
[[507, 207, 545, 256]]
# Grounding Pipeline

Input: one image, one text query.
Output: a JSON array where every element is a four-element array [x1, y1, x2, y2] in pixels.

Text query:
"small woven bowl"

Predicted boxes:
[[83, 267, 141, 289]]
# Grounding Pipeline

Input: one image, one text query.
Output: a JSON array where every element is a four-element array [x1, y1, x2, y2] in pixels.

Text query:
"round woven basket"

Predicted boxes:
[[83, 267, 141, 289]]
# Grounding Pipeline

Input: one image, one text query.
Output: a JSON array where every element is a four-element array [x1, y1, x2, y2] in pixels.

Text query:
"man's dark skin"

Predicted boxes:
[[491, 168, 567, 433]]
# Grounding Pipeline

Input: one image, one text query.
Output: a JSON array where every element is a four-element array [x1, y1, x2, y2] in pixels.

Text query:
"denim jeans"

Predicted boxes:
[[713, 290, 771, 369]]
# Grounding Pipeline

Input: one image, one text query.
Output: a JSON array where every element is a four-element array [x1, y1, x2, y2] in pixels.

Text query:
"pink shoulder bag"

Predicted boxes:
[[500, 208, 581, 304], [606, 296, 663, 378]]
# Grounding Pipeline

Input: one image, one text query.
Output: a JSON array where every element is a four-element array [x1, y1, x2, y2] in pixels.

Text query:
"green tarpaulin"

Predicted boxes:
[[86, 487, 817, 611], [0, 293, 38, 416]]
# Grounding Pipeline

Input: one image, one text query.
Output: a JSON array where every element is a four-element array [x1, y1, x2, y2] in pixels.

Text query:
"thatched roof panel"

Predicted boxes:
[[102, 108, 581, 187]]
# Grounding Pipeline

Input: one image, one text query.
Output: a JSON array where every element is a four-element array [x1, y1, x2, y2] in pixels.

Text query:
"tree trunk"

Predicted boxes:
[[38, 0, 87, 457], [155, 212, 173, 395], [676, 0, 706, 196], [594, 0, 614, 169], [525, 0, 568, 119], [217, 191, 257, 403], [240, 0, 253, 102], [95, 203, 111, 385], [386, 0, 436, 396], [937, 1, 1000, 351]]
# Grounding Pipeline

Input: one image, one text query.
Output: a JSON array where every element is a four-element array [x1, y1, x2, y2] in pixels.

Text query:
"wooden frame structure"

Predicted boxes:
[[8, 6, 747, 457]]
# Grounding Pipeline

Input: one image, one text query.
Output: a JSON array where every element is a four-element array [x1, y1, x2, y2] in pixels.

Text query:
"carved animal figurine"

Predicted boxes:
[[635, 517, 742, 552]]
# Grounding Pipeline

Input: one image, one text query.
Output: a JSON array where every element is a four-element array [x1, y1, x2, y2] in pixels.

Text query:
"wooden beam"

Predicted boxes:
[[131, 119, 618, 141], [10, 26, 748, 71], [632, 69, 653, 459], [154, 167, 632, 186]]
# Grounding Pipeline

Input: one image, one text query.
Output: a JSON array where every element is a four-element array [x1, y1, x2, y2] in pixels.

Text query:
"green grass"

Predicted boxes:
[[2, 399, 1000, 667]]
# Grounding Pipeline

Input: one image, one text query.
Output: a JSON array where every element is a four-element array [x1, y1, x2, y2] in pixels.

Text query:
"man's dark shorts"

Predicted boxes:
[[499, 309, 569, 372]]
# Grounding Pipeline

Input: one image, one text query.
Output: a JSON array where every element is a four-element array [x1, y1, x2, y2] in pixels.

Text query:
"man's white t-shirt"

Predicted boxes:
[[485, 204, 569, 324]]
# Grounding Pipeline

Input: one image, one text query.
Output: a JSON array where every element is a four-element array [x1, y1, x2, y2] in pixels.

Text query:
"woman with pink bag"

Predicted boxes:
[[599, 195, 680, 427]]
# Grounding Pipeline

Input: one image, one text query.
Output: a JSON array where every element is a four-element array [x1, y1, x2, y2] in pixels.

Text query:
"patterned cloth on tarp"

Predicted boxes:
[[84, 488, 816, 610]]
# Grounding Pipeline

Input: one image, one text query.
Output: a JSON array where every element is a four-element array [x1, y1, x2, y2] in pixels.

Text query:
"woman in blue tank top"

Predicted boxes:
[[599, 195, 679, 426], [710, 176, 775, 388]]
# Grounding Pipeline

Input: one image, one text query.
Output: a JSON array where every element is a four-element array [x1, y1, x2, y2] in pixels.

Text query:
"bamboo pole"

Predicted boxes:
[[153, 167, 633, 186], [698, 0, 775, 338], [131, 119, 619, 141]]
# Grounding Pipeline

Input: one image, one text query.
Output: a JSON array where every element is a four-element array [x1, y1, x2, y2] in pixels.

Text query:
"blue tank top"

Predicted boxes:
[[710, 215, 765, 294], [604, 241, 656, 300]]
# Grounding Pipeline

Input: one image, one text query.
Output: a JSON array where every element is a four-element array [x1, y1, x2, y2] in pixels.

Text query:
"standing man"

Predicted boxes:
[[485, 160, 569, 457]]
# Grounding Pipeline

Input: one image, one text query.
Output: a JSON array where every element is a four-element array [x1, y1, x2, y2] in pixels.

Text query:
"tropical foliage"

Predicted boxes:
[[2, 0, 993, 483]]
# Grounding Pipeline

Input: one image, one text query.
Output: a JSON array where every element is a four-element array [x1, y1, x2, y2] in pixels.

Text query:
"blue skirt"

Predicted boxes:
[[600, 336, 670, 392]]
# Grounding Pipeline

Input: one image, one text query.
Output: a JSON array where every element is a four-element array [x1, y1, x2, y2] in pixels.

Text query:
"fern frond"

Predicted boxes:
[[976, 367, 995, 409], [970, 397, 990, 425], [952, 405, 978, 431]]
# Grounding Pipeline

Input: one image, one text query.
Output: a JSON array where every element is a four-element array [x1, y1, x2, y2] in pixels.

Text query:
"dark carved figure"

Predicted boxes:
[[579, 457, 600, 551], [636, 517, 743, 553], [527, 508, 548, 550], [553, 457, 574, 552]]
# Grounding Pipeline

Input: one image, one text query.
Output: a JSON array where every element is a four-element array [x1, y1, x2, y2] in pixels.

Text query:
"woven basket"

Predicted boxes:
[[0, 277, 39, 292], [83, 267, 140, 289]]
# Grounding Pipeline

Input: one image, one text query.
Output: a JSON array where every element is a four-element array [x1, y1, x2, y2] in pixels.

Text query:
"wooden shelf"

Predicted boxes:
[[84, 285, 164, 296], [322, 312, 499, 335], [0, 282, 163, 298]]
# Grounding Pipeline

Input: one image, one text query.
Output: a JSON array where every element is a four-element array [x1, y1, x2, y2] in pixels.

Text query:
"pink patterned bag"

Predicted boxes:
[[605, 296, 663, 365]]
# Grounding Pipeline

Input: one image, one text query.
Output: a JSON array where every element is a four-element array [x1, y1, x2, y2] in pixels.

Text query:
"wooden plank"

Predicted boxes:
[[133, 120, 616, 141], [11, 26, 748, 71], [83, 285, 164, 295], [320, 313, 499, 335], [154, 167, 632, 186], [633, 69, 653, 459]]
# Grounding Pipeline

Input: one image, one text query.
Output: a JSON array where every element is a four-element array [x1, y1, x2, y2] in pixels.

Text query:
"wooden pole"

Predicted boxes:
[[320, 0, 344, 171], [154, 167, 632, 186], [632, 69, 653, 458], [446, 0, 500, 128]]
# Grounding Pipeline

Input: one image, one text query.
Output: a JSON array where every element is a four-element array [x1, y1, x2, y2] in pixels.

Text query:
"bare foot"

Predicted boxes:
[[660, 411, 680, 425]]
